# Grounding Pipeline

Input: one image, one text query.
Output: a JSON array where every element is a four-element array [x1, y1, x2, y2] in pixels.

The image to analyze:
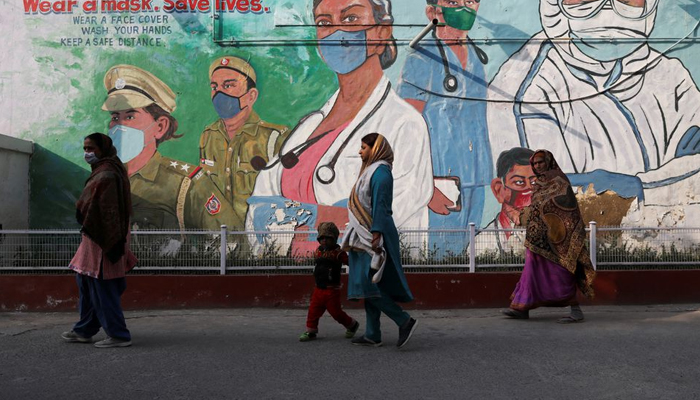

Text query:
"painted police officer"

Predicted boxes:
[[102, 64, 243, 232], [199, 56, 289, 227]]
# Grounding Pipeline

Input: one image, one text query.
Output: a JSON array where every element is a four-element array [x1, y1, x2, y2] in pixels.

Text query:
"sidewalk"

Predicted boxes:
[[2, 305, 700, 399]]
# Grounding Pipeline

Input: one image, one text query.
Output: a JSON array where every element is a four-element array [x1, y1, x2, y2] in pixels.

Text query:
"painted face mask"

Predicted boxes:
[[84, 152, 99, 165], [439, 6, 477, 31], [212, 91, 247, 120], [318, 29, 369, 75], [569, 5, 650, 62], [504, 185, 533, 210], [109, 124, 148, 163]]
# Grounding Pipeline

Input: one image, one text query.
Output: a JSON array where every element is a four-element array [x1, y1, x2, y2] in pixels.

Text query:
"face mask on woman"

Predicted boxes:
[[84, 152, 99, 165], [318, 29, 370, 75]]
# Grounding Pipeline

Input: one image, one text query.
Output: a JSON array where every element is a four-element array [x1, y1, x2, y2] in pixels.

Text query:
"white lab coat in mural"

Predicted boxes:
[[248, 76, 433, 233], [487, 1, 700, 208]]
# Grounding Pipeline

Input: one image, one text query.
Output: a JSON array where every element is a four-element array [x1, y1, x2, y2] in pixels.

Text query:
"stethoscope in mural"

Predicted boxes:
[[250, 82, 392, 184], [434, 31, 489, 93]]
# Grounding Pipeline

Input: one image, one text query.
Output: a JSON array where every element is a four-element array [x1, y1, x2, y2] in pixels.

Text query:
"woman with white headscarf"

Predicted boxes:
[[487, 0, 700, 208], [341, 133, 417, 348]]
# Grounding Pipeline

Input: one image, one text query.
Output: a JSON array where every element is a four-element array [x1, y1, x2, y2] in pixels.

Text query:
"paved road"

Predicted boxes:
[[2, 305, 700, 399]]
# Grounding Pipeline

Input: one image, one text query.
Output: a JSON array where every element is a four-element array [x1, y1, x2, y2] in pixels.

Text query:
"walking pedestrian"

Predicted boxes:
[[502, 149, 596, 323], [62, 133, 138, 347], [299, 221, 360, 342], [341, 133, 418, 348]]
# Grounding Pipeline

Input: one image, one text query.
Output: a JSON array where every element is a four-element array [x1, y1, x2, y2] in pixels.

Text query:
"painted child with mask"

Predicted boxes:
[[483, 147, 536, 254], [103, 64, 242, 232], [299, 221, 360, 342], [199, 56, 289, 228]]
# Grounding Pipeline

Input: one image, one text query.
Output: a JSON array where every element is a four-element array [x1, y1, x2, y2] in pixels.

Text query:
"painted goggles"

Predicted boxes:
[[558, 0, 659, 21]]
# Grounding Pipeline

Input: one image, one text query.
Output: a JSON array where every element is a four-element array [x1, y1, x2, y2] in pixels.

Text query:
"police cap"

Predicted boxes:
[[209, 56, 257, 83], [102, 64, 177, 114]]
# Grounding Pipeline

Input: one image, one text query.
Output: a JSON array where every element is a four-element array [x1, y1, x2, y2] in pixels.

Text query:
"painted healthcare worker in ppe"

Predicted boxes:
[[103, 64, 242, 232], [398, 0, 491, 255], [487, 0, 700, 211], [247, 0, 433, 257]]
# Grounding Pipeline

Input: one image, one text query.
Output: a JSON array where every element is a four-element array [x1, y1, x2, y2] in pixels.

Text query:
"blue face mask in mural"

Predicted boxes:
[[318, 29, 369, 75], [84, 152, 99, 165], [212, 91, 247, 120], [109, 124, 146, 163]]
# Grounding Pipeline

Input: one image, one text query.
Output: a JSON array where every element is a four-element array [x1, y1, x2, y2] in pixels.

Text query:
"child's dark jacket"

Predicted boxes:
[[314, 244, 349, 288]]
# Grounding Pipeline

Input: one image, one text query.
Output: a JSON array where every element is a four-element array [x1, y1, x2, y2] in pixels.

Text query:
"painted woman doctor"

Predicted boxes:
[[247, 0, 433, 255]]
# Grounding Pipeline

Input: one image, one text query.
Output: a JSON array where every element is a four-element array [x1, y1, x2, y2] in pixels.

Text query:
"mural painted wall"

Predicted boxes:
[[2, 0, 700, 255]]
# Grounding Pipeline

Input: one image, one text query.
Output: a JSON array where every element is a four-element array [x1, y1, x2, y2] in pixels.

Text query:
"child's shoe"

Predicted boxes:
[[345, 320, 360, 339], [299, 331, 317, 342]]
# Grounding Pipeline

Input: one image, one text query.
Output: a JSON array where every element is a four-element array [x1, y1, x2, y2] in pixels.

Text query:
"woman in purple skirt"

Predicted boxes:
[[502, 150, 595, 323]]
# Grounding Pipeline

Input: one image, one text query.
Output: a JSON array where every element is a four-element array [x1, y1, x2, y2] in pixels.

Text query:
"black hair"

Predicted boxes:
[[496, 147, 535, 179], [361, 133, 380, 147]]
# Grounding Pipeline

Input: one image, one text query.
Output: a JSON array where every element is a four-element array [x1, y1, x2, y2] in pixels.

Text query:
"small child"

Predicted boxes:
[[299, 222, 359, 342]]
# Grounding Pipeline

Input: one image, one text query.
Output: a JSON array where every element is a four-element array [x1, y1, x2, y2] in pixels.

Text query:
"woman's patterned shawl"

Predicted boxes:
[[524, 150, 596, 297]]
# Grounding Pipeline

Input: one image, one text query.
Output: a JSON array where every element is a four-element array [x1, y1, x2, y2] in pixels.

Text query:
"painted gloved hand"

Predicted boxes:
[[567, 170, 644, 201]]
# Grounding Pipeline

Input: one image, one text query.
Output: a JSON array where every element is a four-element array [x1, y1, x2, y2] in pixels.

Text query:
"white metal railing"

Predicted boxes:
[[1, 223, 699, 273]]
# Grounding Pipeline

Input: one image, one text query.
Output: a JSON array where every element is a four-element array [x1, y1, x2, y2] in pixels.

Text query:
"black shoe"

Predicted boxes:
[[397, 318, 418, 348], [351, 335, 383, 347], [502, 308, 529, 319]]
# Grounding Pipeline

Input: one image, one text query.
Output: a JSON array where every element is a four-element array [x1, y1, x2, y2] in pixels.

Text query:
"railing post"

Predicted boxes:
[[589, 221, 597, 271], [220, 225, 227, 276], [469, 223, 476, 273]]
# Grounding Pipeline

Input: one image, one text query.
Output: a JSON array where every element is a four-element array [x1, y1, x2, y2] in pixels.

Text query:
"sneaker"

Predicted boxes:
[[61, 330, 92, 343], [351, 335, 383, 347], [299, 331, 317, 342], [397, 318, 418, 348], [345, 321, 360, 339], [94, 337, 132, 348]]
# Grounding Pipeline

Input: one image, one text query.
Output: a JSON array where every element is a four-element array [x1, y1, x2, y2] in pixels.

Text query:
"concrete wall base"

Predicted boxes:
[[2, 271, 699, 312]]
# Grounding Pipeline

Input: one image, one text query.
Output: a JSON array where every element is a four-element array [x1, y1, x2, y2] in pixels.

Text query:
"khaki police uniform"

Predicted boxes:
[[200, 113, 288, 221], [201, 56, 289, 223], [102, 64, 243, 232], [130, 152, 243, 231]]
